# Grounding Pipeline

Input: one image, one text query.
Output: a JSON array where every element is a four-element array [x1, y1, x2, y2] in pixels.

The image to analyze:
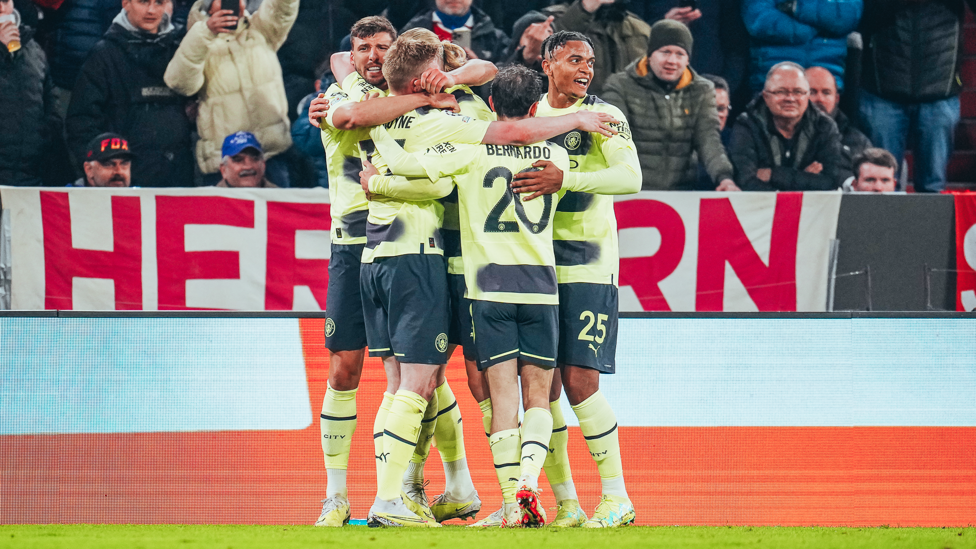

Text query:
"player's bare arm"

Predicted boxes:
[[330, 92, 460, 131], [418, 60, 498, 94], [331, 51, 357, 85], [482, 110, 617, 147]]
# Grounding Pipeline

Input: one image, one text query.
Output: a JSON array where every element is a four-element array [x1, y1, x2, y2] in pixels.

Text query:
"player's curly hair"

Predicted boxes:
[[541, 30, 594, 61], [490, 65, 543, 119], [399, 28, 467, 72]]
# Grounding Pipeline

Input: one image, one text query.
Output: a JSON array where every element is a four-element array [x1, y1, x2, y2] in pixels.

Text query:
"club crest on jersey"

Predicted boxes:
[[435, 332, 448, 353], [564, 131, 582, 151], [325, 318, 336, 337]]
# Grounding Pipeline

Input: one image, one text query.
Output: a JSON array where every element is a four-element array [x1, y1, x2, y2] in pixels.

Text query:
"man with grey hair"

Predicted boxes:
[[729, 61, 843, 191]]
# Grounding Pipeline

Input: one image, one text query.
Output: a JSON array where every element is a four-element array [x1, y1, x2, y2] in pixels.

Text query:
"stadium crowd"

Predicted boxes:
[[1, 0, 973, 193]]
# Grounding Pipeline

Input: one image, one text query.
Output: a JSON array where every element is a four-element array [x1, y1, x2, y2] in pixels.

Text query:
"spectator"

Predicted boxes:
[[603, 19, 735, 191], [694, 73, 733, 190], [805, 66, 870, 181], [164, 0, 299, 186], [291, 67, 334, 188], [730, 62, 843, 191], [0, 0, 63, 186], [67, 0, 194, 188], [543, 0, 650, 95], [645, 1, 751, 112], [400, 0, 508, 63], [858, 0, 976, 193], [844, 147, 897, 193], [215, 131, 278, 188], [71, 132, 133, 187], [707, 74, 732, 133], [48, 0, 120, 117], [276, 0, 335, 120], [501, 10, 552, 75], [742, 0, 862, 94]]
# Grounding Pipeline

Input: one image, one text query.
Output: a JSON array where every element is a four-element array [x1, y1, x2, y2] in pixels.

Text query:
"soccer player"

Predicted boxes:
[[511, 30, 642, 528], [363, 65, 580, 528], [352, 36, 619, 528], [313, 16, 485, 528], [321, 29, 498, 525]]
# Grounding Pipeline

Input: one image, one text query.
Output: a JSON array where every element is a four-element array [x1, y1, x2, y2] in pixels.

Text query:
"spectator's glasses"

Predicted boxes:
[[764, 89, 809, 98], [716, 105, 731, 114]]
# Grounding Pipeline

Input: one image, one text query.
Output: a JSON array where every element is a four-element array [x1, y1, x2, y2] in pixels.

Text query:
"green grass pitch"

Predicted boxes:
[[2, 525, 974, 549]]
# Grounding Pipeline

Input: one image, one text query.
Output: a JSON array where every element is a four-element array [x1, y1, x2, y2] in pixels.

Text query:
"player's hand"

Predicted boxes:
[[664, 7, 703, 24], [426, 92, 460, 113], [308, 94, 330, 129], [716, 179, 741, 192], [512, 160, 563, 201], [360, 159, 378, 200], [804, 161, 823, 174], [206, 3, 238, 34], [521, 16, 554, 63], [364, 89, 383, 101], [757, 168, 772, 182], [420, 67, 457, 94], [575, 111, 618, 138]]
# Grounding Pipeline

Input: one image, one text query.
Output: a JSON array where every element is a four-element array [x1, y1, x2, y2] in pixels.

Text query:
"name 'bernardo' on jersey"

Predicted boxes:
[[484, 144, 553, 160]]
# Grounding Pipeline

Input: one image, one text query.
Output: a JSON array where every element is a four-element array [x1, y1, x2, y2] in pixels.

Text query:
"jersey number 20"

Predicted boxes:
[[482, 166, 553, 234]]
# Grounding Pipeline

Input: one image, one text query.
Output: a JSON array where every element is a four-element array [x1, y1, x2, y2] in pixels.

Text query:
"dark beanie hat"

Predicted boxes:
[[647, 19, 693, 57], [511, 10, 549, 44]]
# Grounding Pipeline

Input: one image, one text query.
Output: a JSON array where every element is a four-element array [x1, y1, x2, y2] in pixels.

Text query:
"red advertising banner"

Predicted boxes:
[[0, 187, 841, 311], [955, 193, 976, 312]]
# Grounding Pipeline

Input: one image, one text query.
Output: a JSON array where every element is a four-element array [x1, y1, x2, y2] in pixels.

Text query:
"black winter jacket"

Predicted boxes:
[[0, 27, 60, 186], [730, 97, 843, 191], [861, 0, 976, 102], [67, 21, 193, 187], [50, 0, 120, 89], [834, 109, 871, 181]]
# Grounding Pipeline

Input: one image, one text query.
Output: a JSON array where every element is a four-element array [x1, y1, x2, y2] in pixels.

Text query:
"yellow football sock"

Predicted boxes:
[[489, 428, 520, 504], [572, 390, 628, 499], [373, 392, 395, 484], [478, 398, 492, 438], [320, 384, 358, 471], [410, 389, 438, 465], [519, 407, 553, 487], [432, 381, 466, 462], [543, 399, 574, 486], [378, 390, 427, 501]]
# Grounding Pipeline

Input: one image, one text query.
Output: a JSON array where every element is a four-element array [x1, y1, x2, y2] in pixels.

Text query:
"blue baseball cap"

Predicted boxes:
[[222, 131, 264, 157]]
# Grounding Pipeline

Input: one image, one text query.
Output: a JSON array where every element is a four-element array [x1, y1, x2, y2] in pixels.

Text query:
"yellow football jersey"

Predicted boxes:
[[370, 137, 572, 305], [359, 104, 492, 263], [441, 84, 495, 276], [535, 94, 642, 286], [319, 72, 385, 245]]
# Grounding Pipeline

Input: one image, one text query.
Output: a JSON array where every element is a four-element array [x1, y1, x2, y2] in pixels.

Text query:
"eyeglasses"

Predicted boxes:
[[716, 106, 731, 114], [764, 89, 809, 98]]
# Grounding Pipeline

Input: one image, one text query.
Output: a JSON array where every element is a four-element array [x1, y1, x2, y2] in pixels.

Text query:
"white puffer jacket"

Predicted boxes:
[[164, 0, 298, 174]]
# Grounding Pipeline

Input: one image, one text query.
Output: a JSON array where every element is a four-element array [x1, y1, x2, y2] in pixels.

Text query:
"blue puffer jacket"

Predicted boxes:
[[51, 0, 120, 89], [743, 0, 862, 93]]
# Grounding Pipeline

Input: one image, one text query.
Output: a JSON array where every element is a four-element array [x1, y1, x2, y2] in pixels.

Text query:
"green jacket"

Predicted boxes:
[[544, 1, 650, 96], [603, 59, 734, 191]]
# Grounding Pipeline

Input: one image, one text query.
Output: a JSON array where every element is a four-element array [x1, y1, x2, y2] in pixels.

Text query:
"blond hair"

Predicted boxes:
[[399, 28, 467, 72], [382, 37, 441, 93]]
